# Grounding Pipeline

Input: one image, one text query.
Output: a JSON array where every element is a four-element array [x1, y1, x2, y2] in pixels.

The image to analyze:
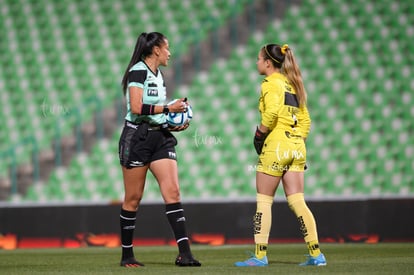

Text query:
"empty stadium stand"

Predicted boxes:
[[0, 0, 412, 203]]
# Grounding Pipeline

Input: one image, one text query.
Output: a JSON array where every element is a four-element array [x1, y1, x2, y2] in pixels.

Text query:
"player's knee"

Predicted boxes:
[[124, 194, 143, 209], [162, 187, 181, 204]]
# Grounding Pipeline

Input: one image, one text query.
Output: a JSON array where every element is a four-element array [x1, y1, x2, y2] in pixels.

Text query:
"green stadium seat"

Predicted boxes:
[[2, 0, 413, 202]]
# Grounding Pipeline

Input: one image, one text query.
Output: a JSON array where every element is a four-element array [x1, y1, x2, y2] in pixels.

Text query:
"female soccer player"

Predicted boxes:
[[235, 44, 327, 267], [118, 32, 200, 267]]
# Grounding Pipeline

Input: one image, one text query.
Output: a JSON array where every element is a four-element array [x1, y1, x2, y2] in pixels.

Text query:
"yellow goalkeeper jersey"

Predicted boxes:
[[259, 72, 311, 139]]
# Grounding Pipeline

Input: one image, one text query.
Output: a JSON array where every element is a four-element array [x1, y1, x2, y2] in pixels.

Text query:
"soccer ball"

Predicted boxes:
[[166, 99, 193, 126]]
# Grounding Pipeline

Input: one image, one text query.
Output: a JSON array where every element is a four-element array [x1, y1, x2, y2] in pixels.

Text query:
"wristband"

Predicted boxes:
[[163, 105, 169, 114], [141, 104, 155, 115]]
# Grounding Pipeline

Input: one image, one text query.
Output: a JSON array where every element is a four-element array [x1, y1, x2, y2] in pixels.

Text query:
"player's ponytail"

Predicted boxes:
[[281, 45, 307, 107], [263, 44, 307, 106], [121, 32, 167, 94]]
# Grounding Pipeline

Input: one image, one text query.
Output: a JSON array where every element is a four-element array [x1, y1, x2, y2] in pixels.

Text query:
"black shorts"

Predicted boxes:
[[118, 121, 177, 168]]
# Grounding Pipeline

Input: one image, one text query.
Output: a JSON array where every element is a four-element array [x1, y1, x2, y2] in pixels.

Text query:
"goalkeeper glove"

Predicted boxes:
[[253, 127, 268, 155]]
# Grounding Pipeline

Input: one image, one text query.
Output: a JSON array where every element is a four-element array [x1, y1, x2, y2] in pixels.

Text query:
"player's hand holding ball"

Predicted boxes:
[[166, 97, 193, 131], [167, 98, 187, 113]]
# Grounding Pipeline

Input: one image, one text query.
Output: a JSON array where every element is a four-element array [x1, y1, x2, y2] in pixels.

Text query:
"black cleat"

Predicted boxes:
[[175, 253, 201, 267], [120, 257, 145, 267]]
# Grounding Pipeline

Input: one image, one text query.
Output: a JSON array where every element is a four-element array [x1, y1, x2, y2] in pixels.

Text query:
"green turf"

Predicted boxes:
[[0, 243, 413, 274]]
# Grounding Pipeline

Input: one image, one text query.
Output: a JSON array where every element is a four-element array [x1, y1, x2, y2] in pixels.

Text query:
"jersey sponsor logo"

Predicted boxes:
[[147, 83, 158, 96], [147, 89, 158, 96], [285, 131, 302, 139]]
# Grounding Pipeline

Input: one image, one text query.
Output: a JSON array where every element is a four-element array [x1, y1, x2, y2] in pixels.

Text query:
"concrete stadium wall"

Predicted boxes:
[[0, 199, 413, 249]]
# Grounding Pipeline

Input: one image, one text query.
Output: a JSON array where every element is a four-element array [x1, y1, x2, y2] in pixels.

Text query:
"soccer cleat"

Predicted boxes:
[[120, 257, 145, 267], [234, 255, 268, 267], [299, 253, 327, 266], [175, 253, 201, 266]]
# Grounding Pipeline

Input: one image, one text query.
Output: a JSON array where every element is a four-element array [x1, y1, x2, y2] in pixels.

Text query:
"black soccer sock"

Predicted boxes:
[[166, 202, 191, 255], [120, 208, 136, 259]]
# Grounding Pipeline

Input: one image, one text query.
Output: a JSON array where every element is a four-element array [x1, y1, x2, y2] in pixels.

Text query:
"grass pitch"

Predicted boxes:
[[1, 243, 413, 274]]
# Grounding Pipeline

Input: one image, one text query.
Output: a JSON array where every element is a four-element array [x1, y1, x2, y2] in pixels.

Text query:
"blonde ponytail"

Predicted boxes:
[[282, 47, 307, 106]]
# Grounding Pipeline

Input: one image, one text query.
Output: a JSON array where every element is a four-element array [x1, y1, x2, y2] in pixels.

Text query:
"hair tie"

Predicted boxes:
[[281, 44, 289, 55]]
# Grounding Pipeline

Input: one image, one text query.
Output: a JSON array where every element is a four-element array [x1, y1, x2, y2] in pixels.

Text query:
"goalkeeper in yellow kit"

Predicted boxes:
[[235, 44, 327, 267]]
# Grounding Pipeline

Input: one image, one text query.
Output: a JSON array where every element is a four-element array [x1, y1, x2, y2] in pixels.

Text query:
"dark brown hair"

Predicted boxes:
[[121, 32, 167, 93]]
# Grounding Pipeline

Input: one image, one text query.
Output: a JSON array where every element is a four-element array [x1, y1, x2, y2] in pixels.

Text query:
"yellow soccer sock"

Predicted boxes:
[[306, 240, 321, 257], [255, 243, 268, 259], [287, 193, 321, 257], [254, 193, 274, 259]]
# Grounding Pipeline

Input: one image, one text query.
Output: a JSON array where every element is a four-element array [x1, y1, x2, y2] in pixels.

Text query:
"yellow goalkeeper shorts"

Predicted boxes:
[[256, 131, 307, 177]]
